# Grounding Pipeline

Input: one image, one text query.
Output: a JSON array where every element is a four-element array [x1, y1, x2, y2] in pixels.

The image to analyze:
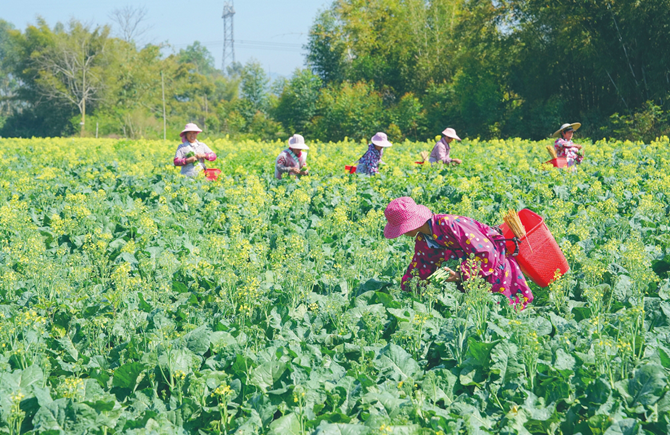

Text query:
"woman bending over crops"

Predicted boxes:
[[384, 197, 533, 308], [173, 123, 217, 177], [429, 128, 462, 165], [355, 132, 392, 176], [275, 134, 309, 179], [552, 123, 583, 167]]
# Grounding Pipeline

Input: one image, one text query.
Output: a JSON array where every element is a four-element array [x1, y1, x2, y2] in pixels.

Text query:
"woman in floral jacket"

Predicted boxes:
[[275, 134, 309, 179], [355, 132, 392, 176], [552, 122, 584, 167], [384, 197, 533, 309]]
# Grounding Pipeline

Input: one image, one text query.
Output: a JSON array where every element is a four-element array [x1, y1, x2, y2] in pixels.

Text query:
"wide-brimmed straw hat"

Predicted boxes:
[[288, 134, 309, 150], [371, 132, 393, 148], [552, 122, 581, 138], [441, 127, 461, 141], [180, 123, 202, 138], [384, 197, 432, 239]]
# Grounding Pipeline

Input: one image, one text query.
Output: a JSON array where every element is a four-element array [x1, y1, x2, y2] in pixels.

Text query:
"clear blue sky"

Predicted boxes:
[[1, 0, 331, 77]]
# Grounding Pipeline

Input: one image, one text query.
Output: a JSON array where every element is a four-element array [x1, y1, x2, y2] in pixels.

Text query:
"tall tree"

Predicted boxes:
[[109, 6, 151, 46], [31, 19, 111, 136]]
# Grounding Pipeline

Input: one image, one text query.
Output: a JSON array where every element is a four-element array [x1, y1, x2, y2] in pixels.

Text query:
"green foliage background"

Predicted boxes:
[[2, 0, 670, 141]]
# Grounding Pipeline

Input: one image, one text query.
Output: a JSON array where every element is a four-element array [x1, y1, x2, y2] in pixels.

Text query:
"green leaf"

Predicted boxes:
[[172, 281, 188, 293], [491, 342, 521, 384], [623, 364, 666, 407], [554, 348, 575, 372], [250, 361, 286, 393], [465, 337, 498, 367], [268, 413, 301, 435], [57, 336, 79, 362], [183, 326, 211, 355], [0, 364, 44, 392], [375, 343, 420, 381], [314, 422, 368, 435], [112, 362, 145, 390]]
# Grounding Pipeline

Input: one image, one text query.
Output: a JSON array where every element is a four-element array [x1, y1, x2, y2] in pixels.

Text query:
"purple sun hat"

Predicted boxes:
[[384, 197, 433, 239]]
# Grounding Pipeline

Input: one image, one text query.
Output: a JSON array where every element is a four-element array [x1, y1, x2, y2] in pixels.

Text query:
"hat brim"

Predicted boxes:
[[384, 205, 432, 239], [371, 139, 393, 148], [180, 129, 202, 137], [288, 144, 309, 150], [552, 123, 581, 138], [441, 130, 462, 141]]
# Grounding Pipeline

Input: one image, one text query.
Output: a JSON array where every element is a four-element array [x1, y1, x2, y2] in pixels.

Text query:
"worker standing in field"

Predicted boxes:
[[275, 134, 309, 179], [356, 132, 393, 176], [383, 197, 534, 309], [552, 123, 584, 167], [173, 123, 217, 177], [429, 128, 462, 165]]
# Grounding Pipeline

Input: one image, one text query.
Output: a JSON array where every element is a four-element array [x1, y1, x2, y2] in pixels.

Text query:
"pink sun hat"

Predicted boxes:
[[180, 123, 203, 138], [371, 132, 393, 148], [441, 127, 461, 141], [384, 197, 433, 239]]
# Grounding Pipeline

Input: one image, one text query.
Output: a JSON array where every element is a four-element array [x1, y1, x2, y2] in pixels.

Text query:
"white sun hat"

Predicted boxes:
[[552, 123, 581, 138], [371, 132, 393, 147], [288, 134, 309, 150], [441, 127, 461, 141], [179, 123, 202, 138]]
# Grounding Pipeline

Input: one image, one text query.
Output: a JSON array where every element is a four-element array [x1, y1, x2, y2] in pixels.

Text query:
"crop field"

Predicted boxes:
[[1, 136, 670, 434]]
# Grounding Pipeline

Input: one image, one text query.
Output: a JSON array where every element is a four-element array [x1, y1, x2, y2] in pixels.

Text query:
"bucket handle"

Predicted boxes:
[[501, 237, 520, 257], [493, 226, 520, 257]]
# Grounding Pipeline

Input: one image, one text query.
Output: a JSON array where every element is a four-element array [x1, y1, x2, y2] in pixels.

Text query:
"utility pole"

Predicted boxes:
[[222, 1, 235, 72], [161, 71, 167, 141]]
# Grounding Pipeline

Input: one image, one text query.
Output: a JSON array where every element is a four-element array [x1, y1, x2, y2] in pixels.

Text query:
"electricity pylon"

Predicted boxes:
[[222, 1, 235, 72]]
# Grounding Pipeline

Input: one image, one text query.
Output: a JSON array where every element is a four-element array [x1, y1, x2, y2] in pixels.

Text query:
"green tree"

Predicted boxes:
[[178, 41, 217, 76], [312, 81, 386, 142], [274, 69, 322, 134]]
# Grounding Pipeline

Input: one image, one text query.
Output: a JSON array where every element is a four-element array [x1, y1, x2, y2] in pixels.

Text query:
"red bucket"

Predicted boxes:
[[345, 165, 357, 174], [499, 209, 569, 287], [415, 161, 425, 165], [545, 157, 568, 168], [204, 168, 221, 181]]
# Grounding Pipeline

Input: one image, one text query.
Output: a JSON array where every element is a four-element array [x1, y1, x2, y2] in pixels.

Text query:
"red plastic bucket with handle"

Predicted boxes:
[[499, 209, 569, 287], [204, 168, 221, 181], [345, 165, 357, 174], [545, 157, 568, 168]]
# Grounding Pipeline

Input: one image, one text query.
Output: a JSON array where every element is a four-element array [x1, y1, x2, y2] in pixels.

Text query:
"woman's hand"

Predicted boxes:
[[195, 153, 207, 159], [443, 267, 460, 282], [452, 158, 462, 165], [290, 167, 301, 175], [186, 156, 198, 164]]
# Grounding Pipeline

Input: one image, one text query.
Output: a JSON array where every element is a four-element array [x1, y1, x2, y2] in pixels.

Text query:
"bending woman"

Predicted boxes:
[[384, 197, 533, 309], [356, 132, 392, 176], [173, 123, 217, 177]]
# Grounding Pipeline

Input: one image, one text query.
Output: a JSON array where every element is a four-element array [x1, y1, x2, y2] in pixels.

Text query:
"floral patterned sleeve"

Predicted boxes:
[[436, 216, 499, 280], [554, 139, 567, 157]]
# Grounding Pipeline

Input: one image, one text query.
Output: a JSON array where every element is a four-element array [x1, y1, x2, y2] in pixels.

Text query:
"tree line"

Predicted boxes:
[[1, 0, 669, 142]]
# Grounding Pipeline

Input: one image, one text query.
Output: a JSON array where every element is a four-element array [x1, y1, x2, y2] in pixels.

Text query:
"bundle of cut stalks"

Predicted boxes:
[[503, 209, 526, 239], [420, 151, 430, 162], [546, 145, 557, 159]]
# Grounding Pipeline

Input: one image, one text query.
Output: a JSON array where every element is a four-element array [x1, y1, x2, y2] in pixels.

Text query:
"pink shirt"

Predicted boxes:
[[429, 138, 452, 164]]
